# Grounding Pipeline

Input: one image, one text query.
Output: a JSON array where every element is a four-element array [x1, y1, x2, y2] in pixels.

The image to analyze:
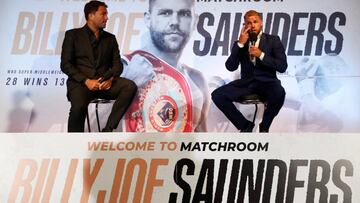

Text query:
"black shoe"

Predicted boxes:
[[241, 121, 255, 132], [259, 124, 269, 133], [101, 127, 113, 132], [259, 128, 269, 133]]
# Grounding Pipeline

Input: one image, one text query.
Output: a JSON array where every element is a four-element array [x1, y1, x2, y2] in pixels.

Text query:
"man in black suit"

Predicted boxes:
[[211, 10, 287, 133], [61, 1, 137, 132]]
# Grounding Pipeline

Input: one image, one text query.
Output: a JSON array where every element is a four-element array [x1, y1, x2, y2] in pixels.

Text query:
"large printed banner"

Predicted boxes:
[[0, 133, 359, 202], [1, 0, 360, 132]]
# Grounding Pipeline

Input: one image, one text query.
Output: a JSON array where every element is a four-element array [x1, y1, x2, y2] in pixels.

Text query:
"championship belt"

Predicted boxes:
[[124, 50, 193, 132]]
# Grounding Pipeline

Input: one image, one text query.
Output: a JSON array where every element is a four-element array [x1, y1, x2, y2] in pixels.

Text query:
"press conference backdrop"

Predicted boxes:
[[1, 0, 360, 132]]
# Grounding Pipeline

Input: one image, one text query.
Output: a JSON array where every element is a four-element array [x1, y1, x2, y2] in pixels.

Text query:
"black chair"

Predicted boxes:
[[86, 99, 113, 132], [238, 93, 266, 125]]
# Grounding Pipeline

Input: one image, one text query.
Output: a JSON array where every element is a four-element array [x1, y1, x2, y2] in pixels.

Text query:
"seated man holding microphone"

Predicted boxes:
[[211, 10, 287, 133]]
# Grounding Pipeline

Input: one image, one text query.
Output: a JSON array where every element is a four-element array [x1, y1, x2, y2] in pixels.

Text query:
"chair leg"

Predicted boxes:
[[95, 103, 101, 132], [252, 104, 258, 124], [86, 109, 91, 132]]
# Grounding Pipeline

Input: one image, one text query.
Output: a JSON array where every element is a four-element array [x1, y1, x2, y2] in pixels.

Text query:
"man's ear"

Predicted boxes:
[[88, 12, 95, 21], [144, 11, 151, 28]]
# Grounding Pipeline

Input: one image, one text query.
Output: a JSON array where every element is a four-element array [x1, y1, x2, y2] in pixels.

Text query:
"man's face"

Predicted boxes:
[[245, 14, 263, 35], [146, 0, 194, 53], [89, 6, 108, 29]]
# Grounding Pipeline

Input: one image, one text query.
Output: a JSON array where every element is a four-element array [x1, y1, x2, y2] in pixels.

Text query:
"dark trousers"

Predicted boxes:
[[211, 78, 285, 130], [67, 77, 137, 132]]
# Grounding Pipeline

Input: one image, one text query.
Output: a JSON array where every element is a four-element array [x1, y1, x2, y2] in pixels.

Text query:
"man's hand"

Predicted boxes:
[[98, 77, 113, 90], [238, 24, 250, 44], [122, 54, 155, 87], [249, 45, 262, 58], [85, 79, 101, 91]]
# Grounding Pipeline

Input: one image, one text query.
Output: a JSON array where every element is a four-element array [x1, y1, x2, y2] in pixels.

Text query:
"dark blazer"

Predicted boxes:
[[60, 25, 122, 90], [225, 33, 287, 83]]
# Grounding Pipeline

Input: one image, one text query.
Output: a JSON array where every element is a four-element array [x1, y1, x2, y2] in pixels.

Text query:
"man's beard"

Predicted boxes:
[[149, 28, 188, 53]]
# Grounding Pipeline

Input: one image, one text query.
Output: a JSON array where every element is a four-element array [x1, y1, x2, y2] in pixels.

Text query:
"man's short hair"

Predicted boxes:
[[244, 10, 262, 21], [148, 0, 194, 12], [84, 0, 107, 20]]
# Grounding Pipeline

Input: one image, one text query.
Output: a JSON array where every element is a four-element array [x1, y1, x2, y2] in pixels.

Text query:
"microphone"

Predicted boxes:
[[248, 32, 258, 60], [99, 71, 113, 83], [249, 31, 258, 45]]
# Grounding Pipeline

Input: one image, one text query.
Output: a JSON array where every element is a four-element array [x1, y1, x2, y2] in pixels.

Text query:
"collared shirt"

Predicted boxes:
[[237, 31, 265, 65], [84, 25, 104, 67]]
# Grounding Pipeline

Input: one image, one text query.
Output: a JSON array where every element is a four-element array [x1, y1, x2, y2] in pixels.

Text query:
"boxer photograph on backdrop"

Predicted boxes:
[[121, 0, 210, 132]]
